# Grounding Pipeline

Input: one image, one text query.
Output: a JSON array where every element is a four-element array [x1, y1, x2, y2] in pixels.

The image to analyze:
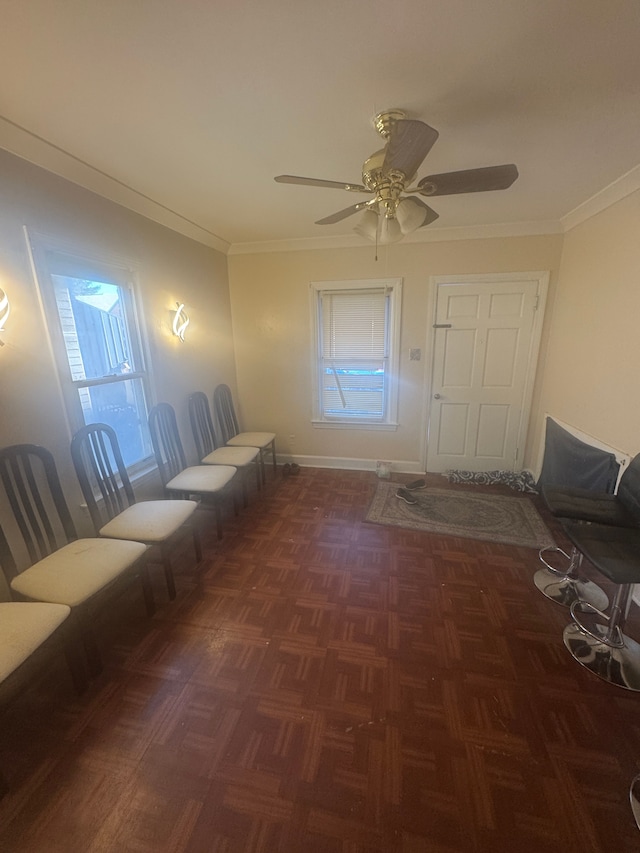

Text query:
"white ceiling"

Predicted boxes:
[[2, 0, 640, 253]]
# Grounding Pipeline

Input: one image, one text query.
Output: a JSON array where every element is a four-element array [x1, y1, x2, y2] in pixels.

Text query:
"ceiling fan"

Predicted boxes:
[[275, 109, 518, 244]]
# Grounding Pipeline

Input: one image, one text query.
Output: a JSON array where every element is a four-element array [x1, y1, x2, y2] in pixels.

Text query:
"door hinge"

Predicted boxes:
[[534, 295, 539, 311]]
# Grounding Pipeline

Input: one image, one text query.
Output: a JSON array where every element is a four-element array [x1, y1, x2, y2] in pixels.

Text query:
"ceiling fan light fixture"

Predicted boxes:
[[378, 214, 402, 244], [353, 208, 379, 241], [396, 197, 428, 234]]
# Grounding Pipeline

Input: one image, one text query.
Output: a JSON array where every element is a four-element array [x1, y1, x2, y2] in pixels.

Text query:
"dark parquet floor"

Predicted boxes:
[[1, 468, 640, 852]]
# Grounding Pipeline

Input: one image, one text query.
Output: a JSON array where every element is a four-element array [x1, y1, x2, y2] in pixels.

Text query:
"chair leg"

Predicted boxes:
[[271, 440, 277, 474], [563, 583, 640, 690], [139, 562, 156, 616], [192, 522, 202, 563], [61, 625, 88, 694], [160, 546, 177, 600], [75, 610, 103, 678], [215, 501, 223, 540]]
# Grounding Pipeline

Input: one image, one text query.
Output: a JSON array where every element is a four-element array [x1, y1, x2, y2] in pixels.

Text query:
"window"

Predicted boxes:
[[31, 240, 153, 469], [310, 278, 402, 428]]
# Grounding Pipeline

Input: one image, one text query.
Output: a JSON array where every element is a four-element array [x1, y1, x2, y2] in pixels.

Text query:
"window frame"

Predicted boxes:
[[26, 230, 155, 475], [310, 277, 402, 430]]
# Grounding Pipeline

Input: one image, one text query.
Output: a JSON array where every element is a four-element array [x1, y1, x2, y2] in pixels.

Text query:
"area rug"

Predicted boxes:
[[365, 482, 555, 549]]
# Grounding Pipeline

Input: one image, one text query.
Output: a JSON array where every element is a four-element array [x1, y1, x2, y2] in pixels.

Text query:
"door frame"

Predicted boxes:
[[421, 271, 549, 472]]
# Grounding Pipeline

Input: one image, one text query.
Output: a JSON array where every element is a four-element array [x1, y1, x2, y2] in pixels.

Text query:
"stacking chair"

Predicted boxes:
[[188, 391, 261, 508], [560, 520, 640, 691], [148, 403, 237, 540], [213, 384, 276, 484], [0, 444, 152, 677], [71, 423, 202, 602], [534, 453, 640, 610]]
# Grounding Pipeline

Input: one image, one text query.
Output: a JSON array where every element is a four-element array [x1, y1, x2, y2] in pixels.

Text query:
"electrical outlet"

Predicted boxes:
[[289, 434, 296, 443]]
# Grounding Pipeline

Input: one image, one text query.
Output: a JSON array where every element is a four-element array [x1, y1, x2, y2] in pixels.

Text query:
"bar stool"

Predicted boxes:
[[560, 520, 640, 691], [535, 454, 640, 609]]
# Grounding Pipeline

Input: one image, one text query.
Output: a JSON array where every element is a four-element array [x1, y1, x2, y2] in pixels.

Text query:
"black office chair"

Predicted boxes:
[[535, 453, 640, 609]]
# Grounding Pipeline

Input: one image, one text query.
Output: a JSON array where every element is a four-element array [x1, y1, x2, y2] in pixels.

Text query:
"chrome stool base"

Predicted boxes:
[[533, 568, 609, 610], [630, 773, 640, 830], [563, 622, 640, 691]]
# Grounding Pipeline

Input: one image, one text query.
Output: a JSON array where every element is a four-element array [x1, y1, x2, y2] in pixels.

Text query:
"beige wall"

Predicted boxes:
[[228, 235, 564, 471], [0, 149, 235, 536], [533, 188, 640, 461]]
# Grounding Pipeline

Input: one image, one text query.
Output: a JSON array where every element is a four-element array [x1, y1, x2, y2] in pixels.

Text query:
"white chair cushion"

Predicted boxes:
[[166, 465, 236, 494], [99, 499, 198, 543], [227, 432, 275, 450], [10, 538, 148, 608], [202, 446, 258, 466], [0, 602, 70, 682]]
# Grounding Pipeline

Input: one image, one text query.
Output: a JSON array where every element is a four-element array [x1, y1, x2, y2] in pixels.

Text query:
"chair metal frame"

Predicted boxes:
[[148, 403, 236, 540], [213, 384, 276, 483], [189, 391, 260, 507], [0, 444, 153, 677], [71, 423, 202, 601]]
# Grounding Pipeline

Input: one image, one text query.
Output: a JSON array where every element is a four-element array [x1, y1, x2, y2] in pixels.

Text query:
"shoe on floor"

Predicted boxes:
[[405, 479, 426, 491], [282, 463, 291, 477], [290, 463, 300, 475], [396, 488, 418, 505]]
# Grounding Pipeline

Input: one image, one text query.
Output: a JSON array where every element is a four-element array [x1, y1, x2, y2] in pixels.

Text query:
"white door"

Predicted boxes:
[[426, 273, 547, 473]]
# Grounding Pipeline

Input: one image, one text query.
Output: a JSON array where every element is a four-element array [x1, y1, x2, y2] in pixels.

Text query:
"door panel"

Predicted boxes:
[[427, 277, 543, 473]]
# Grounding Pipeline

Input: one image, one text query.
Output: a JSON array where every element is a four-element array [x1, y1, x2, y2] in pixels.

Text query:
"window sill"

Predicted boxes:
[[311, 420, 398, 431]]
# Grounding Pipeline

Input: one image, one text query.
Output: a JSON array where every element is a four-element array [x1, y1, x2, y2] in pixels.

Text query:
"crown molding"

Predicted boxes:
[[0, 116, 230, 255], [228, 219, 563, 255], [561, 163, 640, 233]]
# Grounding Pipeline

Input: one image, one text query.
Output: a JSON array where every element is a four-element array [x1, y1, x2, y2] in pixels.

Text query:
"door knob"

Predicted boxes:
[[433, 393, 441, 399]]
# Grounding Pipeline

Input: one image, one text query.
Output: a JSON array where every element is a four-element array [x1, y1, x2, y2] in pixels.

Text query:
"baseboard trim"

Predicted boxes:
[[276, 454, 425, 475]]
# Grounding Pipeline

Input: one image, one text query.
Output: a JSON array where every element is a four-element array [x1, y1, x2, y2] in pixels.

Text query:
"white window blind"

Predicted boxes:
[[319, 288, 389, 420], [310, 278, 401, 428]]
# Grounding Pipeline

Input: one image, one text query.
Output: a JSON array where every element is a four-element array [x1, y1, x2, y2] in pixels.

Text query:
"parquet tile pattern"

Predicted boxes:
[[1, 469, 640, 851]]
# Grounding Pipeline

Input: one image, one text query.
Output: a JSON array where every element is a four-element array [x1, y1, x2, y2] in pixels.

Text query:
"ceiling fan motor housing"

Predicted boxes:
[[362, 149, 406, 218]]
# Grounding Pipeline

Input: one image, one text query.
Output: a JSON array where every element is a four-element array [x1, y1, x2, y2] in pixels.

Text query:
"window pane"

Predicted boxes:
[[51, 275, 134, 379], [321, 362, 385, 419], [48, 270, 152, 467], [79, 378, 153, 467]]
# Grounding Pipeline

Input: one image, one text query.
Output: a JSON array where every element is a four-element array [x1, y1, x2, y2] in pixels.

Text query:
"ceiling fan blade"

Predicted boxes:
[[315, 201, 374, 225], [417, 164, 519, 196], [382, 120, 439, 181], [275, 174, 367, 192]]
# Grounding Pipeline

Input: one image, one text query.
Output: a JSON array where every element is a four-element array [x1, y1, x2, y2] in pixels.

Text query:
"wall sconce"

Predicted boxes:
[[0, 287, 10, 347], [172, 301, 190, 342]]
